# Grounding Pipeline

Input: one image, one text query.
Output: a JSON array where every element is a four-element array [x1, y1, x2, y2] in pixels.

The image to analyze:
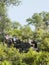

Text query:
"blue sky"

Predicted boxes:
[[7, 0, 49, 27]]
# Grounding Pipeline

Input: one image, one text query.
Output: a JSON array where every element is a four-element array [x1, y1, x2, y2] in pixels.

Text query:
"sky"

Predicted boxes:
[[7, 0, 49, 30]]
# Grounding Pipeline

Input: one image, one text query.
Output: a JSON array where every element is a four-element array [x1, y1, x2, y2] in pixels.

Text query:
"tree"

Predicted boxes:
[[0, 0, 21, 6], [20, 25, 33, 42], [0, 0, 21, 42], [38, 37, 49, 51], [0, 0, 21, 32], [11, 22, 21, 29], [33, 28, 44, 41], [27, 12, 49, 31], [27, 12, 49, 51]]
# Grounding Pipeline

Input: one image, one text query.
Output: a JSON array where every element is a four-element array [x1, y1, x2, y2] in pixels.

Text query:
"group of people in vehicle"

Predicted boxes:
[[4, 34, 38, 52]]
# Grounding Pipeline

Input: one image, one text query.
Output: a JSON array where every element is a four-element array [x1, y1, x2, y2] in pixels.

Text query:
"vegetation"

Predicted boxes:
[[27, 12, 49, 52], [0, 45, 49, 65], [0, 0, 49, 65]]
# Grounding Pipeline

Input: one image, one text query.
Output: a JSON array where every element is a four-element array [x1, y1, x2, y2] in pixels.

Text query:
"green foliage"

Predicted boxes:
[[1, 60, 11, 65], [27, 12, 49, 52], [0, 43, 49, 65], [38, 38, 49, 51], [27, 12, 49, 30], [33, 29, 44, 41], [0, 0, 21, 6], [11, 22, 21, 29], [20, 25, 33, 41], [0, 0, 21, 42], [0, 0, 49, 64]]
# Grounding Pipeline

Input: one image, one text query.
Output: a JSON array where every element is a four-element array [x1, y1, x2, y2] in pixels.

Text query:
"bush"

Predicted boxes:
[[0, 43, 49, 65]]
